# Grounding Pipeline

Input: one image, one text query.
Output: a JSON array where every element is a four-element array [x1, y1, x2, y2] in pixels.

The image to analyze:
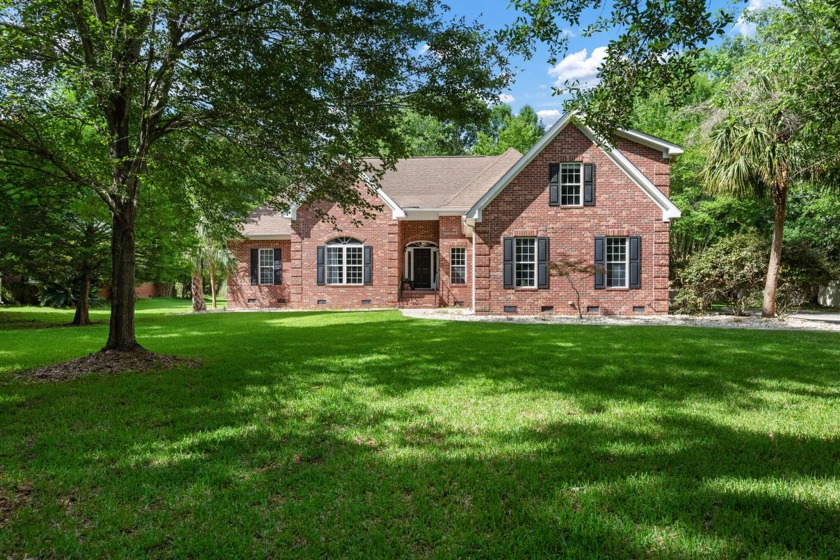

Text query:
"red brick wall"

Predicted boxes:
[[291, 186, 400, 309], [474, 124, 671, 315], [438, 216, 472, 307], [615, 137, 671, 197], [398, 220, 439, 297], [227, 239, 292, 309]]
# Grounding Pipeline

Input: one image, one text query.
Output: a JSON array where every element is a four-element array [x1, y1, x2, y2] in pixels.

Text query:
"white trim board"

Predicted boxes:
[[465, 112, 682, 222]]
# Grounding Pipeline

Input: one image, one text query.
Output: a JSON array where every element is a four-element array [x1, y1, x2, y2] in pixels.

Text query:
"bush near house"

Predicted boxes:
[[675, 233, 832, 315]]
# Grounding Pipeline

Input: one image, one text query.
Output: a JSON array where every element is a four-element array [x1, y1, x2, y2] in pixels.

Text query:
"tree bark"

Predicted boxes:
[[73, 271, 91, 326], [192, 270, 207, 312], [104, 206, 141, 350], [762, 181, 788, 318], [209, 261, 217, 309]]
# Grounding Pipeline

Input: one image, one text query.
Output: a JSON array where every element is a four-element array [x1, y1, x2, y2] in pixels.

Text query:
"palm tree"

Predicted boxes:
[[190, 222, 235, 312], [701, 77, 802, 318], [206, 240, 235, 310]]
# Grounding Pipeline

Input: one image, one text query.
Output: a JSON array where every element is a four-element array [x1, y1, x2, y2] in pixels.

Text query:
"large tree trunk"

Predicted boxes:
[[105, 206, 141, 350], [192, 270, 207, 312], [209, 261, 217, 309], [73, 270, 91, 326], [762, 182, 788, 318]]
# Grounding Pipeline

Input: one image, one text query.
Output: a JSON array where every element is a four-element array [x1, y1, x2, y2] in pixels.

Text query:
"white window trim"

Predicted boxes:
[[606, 236, 629, 289], [515, 237, 537, 288], [326, 239, 364, 286], [258, 248, 274, 285], [560, 162, 583, 207], [450, 247, 467, 285]]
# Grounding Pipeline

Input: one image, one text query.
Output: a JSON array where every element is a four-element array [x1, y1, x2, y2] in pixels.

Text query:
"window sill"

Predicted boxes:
[[325, 284, 367, 288], [513, 286, 539, 291]]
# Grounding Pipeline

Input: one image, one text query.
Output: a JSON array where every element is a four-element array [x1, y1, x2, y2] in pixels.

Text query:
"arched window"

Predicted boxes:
[[326, 237, 364, 285]]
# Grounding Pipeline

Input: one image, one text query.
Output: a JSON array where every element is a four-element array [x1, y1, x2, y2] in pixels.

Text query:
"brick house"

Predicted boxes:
[[227, 113, 682, 315]]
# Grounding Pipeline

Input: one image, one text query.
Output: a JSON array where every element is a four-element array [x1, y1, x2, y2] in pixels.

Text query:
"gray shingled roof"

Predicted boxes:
[[240, 205, 293, 237], [365, 148, 522, 209], [239, 148, 523, 237]]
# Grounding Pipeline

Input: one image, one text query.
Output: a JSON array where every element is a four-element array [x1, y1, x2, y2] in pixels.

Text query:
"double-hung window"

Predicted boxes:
[[450, 247, 466, 285], [326, 237, 364, 285], [560, 163, 582, 206], [515, 238, 536, 287], [606, 237, 628, 288], [258, 248, 274, 285]]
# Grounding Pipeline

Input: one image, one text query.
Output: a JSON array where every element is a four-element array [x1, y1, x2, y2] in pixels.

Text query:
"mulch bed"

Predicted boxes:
[[19, 348, 201, 382]]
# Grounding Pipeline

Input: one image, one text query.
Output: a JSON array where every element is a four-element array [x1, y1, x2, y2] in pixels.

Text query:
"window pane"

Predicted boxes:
[[345, 247, 363, 284], [607, 263, 626, 288], [326, 247, 343, 284], [560, 163, 581, 205], [515, 238, 536, 287], [259, 248, 274, 284], [606, 237, 627, 288], [450, 248, 466, 285]]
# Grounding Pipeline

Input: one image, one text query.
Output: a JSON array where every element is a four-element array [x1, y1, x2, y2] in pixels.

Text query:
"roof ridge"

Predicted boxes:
[[441, 148, 522, 207]]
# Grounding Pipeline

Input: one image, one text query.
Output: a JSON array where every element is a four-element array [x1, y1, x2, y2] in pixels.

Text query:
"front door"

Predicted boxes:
[[413, 248, 432, 289]]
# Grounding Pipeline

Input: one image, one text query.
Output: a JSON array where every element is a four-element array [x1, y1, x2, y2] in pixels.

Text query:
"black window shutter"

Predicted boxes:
[[363, 246, 373, 285], [584, 163, 595, 206], [273, 248, 282, 285], [549, 164, 559, 206], [537, 237, 549, 289], [629, 236, 641, 289], [503, 238, 514, 289], [316, 246, 326, 286], [250, 248, 259, 285], [594, 236, 606, 289]]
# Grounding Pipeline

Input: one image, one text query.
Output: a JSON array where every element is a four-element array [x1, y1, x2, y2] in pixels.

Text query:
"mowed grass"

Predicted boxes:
[[1, 300, 839, 558]]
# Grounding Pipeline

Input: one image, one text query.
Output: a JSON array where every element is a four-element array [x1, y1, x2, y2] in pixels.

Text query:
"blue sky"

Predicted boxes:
[[442, 0, 771, 126]]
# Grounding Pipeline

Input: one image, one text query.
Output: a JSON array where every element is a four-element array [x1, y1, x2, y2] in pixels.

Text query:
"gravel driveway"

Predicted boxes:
[[401, 308, 840, 332]]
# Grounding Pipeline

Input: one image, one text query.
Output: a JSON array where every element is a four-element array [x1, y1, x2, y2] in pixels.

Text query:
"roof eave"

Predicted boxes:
[[615, 129, 684, 157]]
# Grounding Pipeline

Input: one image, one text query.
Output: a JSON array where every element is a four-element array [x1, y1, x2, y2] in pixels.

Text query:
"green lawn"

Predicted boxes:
[[1, 300, 839, 558]]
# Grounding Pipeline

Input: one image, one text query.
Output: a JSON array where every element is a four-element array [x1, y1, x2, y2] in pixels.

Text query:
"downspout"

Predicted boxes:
[[463, 216, 476, 313]]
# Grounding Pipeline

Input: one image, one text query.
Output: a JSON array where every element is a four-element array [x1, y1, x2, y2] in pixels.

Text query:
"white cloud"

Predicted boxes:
[[537, 109, 563, 127], [734, 0, 781, 36], [418, 43, 430, 55], [547, 46, 608, 89], [498, 93, 516, 104]]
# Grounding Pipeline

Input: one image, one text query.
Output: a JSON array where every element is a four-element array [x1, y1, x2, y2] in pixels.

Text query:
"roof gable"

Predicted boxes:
[[465, 113, 682, 222]]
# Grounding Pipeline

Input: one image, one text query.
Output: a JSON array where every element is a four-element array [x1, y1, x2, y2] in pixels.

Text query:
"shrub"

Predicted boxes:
[[675, 233, 834, 316], [40, 282, 105, 309], [776, 240, 833, 315], [675, 233, 767, 315]]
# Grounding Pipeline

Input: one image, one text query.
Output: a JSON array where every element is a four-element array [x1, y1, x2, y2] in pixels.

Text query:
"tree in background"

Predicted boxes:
[[0, 185, 110, 325], [701, 77, 815, 317], [627, 2, 840, 313], [0, 0, 508, 355], [397, 110, 481, 156], [188, 222, 235, 312], [503, 0, 737, 137], [472, 105, 545, 156]]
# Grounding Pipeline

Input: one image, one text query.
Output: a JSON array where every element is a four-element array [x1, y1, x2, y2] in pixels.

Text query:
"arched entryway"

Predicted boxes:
[[404, 241, 439, 289]]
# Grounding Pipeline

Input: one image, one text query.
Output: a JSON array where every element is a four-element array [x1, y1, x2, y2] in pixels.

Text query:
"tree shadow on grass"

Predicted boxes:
[[3, 383, 837, 557], [1, 310, 839, 556]]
